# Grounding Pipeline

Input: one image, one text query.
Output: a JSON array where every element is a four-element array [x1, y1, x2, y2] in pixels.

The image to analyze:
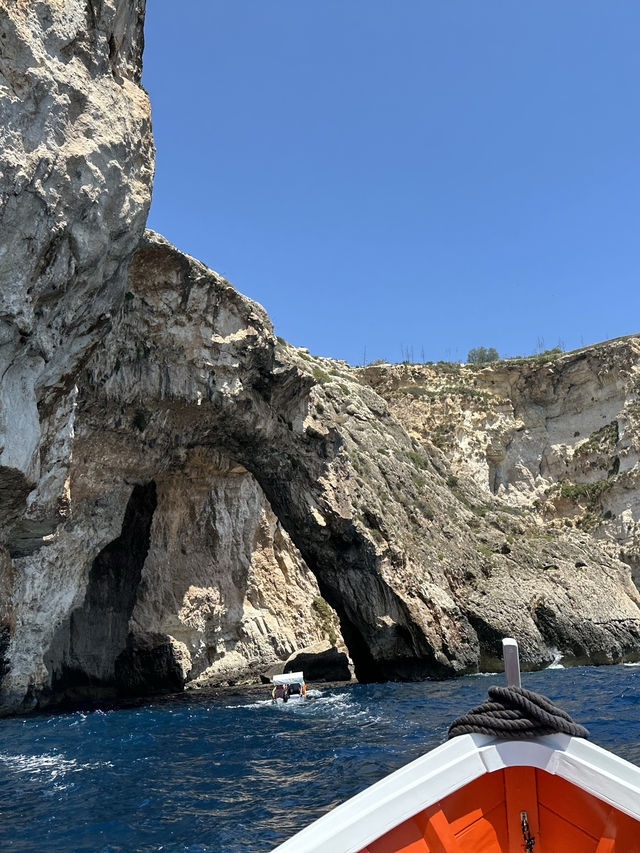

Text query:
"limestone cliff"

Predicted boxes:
[[1, 232, 346, 712], [0, 0, 153, 711], [2, 1, 640, 715], [6, 228, 640, 713], [361, 340, 640, 566], [360, 344, 640, 664]]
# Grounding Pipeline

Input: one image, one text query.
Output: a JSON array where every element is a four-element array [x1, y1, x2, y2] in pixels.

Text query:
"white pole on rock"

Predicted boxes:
[[503, 637, 521, 688]]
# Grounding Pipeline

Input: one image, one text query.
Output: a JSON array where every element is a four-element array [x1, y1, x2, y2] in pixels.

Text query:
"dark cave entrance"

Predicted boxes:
[[46, 481, 157, 700]]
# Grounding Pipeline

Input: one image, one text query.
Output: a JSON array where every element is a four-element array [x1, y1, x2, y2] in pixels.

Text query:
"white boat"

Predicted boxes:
[[271, 671, 307, 704], [273, 640, 640, 852]]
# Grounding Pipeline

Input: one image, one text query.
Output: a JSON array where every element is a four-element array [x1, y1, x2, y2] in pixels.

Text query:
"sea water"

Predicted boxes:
[[1, 665, 639, 852]]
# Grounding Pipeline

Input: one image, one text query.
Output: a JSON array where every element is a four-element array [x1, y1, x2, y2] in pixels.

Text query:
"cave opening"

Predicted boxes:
[[46, 481, 157, 701]]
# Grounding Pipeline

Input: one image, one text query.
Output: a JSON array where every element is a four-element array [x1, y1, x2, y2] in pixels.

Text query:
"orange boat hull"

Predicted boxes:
[[362, 766, 638, 852], [274, 733, 640, 853]]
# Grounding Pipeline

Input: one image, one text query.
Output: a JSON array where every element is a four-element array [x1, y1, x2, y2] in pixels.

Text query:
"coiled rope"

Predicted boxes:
[[447, 685, 589, 740]]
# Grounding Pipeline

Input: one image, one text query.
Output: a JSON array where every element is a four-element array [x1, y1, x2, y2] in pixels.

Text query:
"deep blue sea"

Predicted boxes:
[[1, 665, 639, 852]]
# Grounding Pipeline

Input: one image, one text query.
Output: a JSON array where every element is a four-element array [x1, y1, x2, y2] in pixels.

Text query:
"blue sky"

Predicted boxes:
[[143, 2, 640, 365]]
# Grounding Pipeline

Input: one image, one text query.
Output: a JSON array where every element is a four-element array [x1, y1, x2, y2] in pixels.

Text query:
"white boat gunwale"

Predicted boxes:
[[273, 638, 639, 852], [273, 731, 640, 853]]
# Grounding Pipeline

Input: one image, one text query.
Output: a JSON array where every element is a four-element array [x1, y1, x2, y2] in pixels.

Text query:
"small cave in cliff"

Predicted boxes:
[[45, 482, 157, 703]]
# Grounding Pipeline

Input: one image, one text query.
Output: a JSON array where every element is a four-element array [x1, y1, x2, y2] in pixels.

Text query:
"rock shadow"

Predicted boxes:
[[44, 481, 157, 704]]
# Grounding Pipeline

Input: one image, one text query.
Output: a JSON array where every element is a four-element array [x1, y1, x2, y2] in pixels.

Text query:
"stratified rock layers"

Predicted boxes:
[[6, 228, 640, 713], [2, 2, 640, 716], [361, 343, 640, 575]]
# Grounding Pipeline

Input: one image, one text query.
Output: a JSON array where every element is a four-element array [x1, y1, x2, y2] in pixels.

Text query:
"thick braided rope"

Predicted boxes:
[[448, 685, 589, 740]]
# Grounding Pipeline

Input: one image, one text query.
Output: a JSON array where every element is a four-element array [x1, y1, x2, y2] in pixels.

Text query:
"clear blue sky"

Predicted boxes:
[[143, 2, 640, 365]]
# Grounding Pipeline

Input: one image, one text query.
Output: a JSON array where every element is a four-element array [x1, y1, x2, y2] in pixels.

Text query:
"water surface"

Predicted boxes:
[[1, 665, 639, 851]]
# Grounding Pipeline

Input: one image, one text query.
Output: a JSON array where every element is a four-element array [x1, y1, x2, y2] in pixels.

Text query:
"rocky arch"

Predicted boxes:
[[72, 232, 482, 686], [123, 448, 337, 690]]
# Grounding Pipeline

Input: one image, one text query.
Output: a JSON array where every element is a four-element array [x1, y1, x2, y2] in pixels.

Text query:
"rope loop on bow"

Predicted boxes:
[[448, 685, 589, 740]]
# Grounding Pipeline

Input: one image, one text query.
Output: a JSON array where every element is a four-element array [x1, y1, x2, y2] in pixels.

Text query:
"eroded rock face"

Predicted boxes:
[[285, 642, 352, 682], [3, 230, 640, 712], [0, 233, 348, 710], [361, 347, 640, 667], [361, 342, 640, 559], [82, 233, 482, 685], [131, 451, 341, 688], [5, 226, 640, 712], [45, 481, 157, 702], [0, 0, 153, 712], [2, 3, 640, 715], [0, 0, 154, 538]]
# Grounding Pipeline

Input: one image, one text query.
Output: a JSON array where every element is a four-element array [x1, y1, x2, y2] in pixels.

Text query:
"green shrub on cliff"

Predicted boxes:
[[312, 596, 338, 645], [574, 421, 619, 458], [467, 346, 499, 364], [312, 366, 332, 385]]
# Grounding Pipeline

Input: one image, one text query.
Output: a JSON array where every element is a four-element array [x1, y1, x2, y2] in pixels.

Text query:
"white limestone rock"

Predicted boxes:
[[0, 0, 154, 533]]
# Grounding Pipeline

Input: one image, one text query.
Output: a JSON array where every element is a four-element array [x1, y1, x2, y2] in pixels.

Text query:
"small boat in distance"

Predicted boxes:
[[273, 640, 640, 851], [272, 672, 307, 704]]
